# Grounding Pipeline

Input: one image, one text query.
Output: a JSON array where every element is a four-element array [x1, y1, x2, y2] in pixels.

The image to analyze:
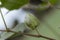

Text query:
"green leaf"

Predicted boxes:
[[0, 0, 57, 10], [1, 0, 29, 10], [49, 0, 57, 5]]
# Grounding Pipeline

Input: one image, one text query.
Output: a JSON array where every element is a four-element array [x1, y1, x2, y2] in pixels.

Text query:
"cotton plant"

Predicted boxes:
[[0, 0, 58, 40], [0, 7, 55, 40]]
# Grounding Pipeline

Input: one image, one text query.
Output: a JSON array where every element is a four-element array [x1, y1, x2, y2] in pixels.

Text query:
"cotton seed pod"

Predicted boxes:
[[24, 13, 40, 30]]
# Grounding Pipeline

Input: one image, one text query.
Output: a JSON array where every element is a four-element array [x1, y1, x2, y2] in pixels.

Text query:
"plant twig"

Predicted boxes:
[[0, 30, 55, 40], [0, 8, 8, 31], [24, 33, 55, 40]]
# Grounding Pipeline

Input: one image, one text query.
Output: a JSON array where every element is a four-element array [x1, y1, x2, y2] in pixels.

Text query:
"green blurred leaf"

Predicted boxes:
[[1, 0, 29, 10], [0, 0, 57, 10], [49, 0, 57, 5]]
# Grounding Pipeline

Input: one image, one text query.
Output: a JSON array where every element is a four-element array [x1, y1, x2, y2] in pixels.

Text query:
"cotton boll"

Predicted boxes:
[[0, 8, 28, 39], [0, 7, 35, 39], [0, 8, 28, 33]]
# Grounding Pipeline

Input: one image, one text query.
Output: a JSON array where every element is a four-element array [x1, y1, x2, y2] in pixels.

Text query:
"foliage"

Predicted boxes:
[[0, 0, 29, 10], [0, 0, 57, 10], [49, 0, 57, 5]]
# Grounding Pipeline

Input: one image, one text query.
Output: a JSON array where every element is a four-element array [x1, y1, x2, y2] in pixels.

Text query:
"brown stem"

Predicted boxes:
[[0, 30, 55, 40], [0, 9, 8, 31], [23, 33, 55, 40], [0, 30, 18, 33]]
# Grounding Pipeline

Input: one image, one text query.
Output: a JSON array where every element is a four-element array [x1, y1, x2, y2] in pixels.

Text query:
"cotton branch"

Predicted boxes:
[[0, 30, 55, 40], [0, 8, 8, 31]]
